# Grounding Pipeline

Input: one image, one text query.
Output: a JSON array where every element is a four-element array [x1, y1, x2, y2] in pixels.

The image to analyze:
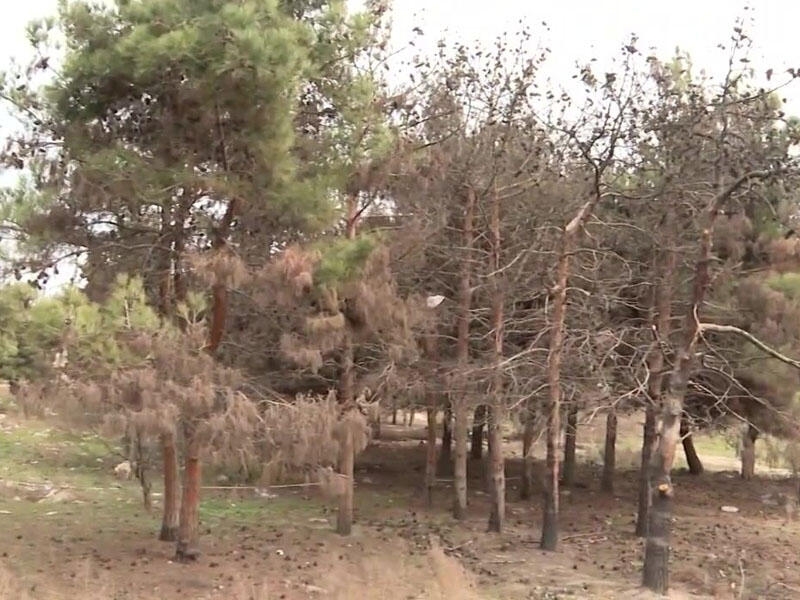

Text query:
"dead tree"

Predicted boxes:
[[453, 186, 476, 520], [487, 186, 506, 532]]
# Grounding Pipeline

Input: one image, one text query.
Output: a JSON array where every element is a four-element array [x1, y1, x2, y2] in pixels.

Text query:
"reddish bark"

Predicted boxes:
[[741, 424, 758, 480], [542, 197, 600, 551], [175, 429, 201, 561], [159, 431, 180, 542]]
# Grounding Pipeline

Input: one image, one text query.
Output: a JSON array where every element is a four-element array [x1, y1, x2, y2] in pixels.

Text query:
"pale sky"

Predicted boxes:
[[1, 0, 799, 292]]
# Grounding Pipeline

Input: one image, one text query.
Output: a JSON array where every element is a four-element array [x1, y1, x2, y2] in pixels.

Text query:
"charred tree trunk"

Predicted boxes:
[[487, 186, 506, 533], [601, 409, 617, 493], [542, 197, 600, 551], [635, 406, 657, 537], [159, 431, 180, 542], [471, 405, 486, 460], [425, 403, 438, 507], [741, 424, 758, 480], [642, 173, 763, 594], [636, 244, 677, 537], [438, 403, 453, 475], [680, 421, 704, 475], [175, 428, 201, 562], [453, 186, 475, 521], [520, 408, 536, 500], [562, 405, 578, 488], [422, 332, 440, 508]]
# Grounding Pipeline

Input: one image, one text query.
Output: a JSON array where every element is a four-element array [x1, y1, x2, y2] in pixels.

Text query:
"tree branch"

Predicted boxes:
[[698, 323, 800, 370]]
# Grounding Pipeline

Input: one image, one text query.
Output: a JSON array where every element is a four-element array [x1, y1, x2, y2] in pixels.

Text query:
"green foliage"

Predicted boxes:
[[313, 235, 376, 286], [766, 272, 800, 300]]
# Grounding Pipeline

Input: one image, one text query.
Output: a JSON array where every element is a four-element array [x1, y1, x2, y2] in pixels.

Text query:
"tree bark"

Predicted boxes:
[[438, 403, 453, 475], [337, 424, 355, 535], [453, 186, 475, 520], [562, 404, 578, 488], [159, 431, 180, 542], [636, 406, 657, 537], [642, 173, 763, 594], [542, 197, 600, 551], [408, 409, 415, 426], [741, 424, 758, 480], [338, 329, 355, 405], [425, 403, 438, 507], [681, 421, 704, 475], [175, 428, 201, 562], [487, 186, 505, 533], [471, 405, 486, 460], [636, 241, 677, 537], [601, 408, 617, 493], [521, 412, 536, 500]]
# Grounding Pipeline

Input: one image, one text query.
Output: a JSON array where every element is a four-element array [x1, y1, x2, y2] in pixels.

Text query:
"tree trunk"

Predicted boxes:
[[541, 198, 601, 551], [635, 406, 657, 537], [453, 186, 475, 521], [438, 403, 453, 475], [471, 405, 486, 460], [562, 405, 578, 488], [453, 400, 468, 520], [487, 406, 505, 532], [681, 421, 704, 475], [392, 399, 398, 425], [487, 185, 505, 533], [338, 330, 355, 405], [520, 409, 535, 500], [601, 408, 617, 493], [408, 409, 415, 427], [159, 431, 180, 542], [425, 404, 438, 507], [741, 424, 758, 480], [337, 424, 355, 535], [643, 174, 757, 594], [175, 429, 201, 562]]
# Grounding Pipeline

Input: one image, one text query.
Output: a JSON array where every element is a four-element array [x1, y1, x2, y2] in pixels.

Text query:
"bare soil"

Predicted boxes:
[[1, 412, 799, 599]]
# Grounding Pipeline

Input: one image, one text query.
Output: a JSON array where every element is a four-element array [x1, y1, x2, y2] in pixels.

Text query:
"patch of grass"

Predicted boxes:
[[0, 419, 121, 487], [201, 493, 325, 526]]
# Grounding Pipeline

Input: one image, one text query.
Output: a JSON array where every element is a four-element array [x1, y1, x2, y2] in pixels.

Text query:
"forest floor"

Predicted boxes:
[[1, 400, 799, 599]]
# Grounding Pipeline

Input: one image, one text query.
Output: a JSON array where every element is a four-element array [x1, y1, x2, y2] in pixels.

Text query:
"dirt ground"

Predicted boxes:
[[2, 410, 800, 600]]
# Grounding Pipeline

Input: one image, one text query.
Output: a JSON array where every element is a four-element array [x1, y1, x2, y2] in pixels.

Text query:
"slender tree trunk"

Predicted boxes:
[[175, 428, 201, 562], [453, 186, 475, 520], [741, 424, 758, 480], [520, 408, 536, 500], [643, 174, 759, 593], [339, 330, 355, 404], [438, 403, 453, 475], [392, 399, 398, 425], [453, 400, 468, 519], [542, 198, 600, 551], [337, 424, 355, 535], [636, 406, 657, 537], [562, 405, 578, 488], [681, 421, 704, 475], [425, 403, 438, 507], [601, 409, 617, 493], [159, 431, 180, 542], [408, 409, 415, 427], [487, 186, 506, 532], [422, 330, 440, 508], [471, 405, 486, 460], [636, 242, 677, 537]]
